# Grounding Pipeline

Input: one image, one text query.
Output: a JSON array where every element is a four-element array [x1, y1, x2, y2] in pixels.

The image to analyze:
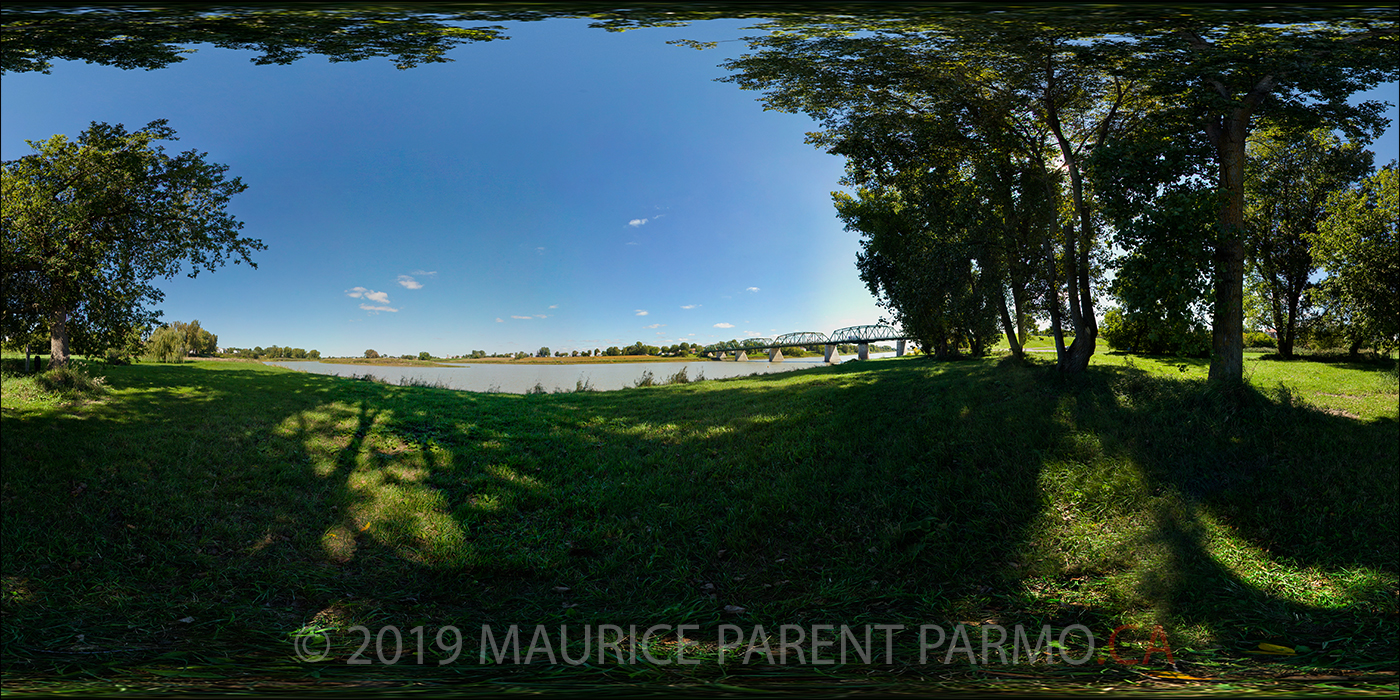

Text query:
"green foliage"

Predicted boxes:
[[1091, 129, 1217, 358], [1100, 307, 1210, 357], [1308, 165, 1399, 356], [2, 119, 262, 365], [1243, 331, 1277, 349], [1, 6, 511, 74], [1244, 127, 1374, 357], [418, 351, 432, 361], [537, 347, 550, 358], [364, 349, 379, 359], [143, 325, 187, 363]]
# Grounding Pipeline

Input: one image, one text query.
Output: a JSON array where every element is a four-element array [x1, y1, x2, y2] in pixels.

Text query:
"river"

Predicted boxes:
[[266, 352, 896, 394]]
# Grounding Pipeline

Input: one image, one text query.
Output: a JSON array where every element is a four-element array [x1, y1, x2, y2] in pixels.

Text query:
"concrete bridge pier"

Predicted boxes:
[[824, 344, 840, 363], [858, 343, 869, 360], [768, 347, 784, 362], [896, 339, 906, 357], [736, 350, 748, 362]]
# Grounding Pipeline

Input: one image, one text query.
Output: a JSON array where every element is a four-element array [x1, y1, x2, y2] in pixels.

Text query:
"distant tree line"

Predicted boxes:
[[225, 345, 320, 360]]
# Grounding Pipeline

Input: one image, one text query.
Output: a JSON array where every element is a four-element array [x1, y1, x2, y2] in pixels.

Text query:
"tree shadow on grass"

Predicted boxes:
[[1, 357, 1394, 675]]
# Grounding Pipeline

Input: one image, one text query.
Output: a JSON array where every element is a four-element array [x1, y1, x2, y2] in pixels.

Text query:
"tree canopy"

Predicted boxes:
[[2, 120, 263, 366]]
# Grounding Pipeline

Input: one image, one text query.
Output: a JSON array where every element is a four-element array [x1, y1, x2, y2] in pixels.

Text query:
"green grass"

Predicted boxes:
[[1, 352, 1396, 694]]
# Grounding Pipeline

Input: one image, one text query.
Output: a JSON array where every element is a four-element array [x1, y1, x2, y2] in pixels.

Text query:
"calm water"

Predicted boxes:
[[266, 352, 896, 394]]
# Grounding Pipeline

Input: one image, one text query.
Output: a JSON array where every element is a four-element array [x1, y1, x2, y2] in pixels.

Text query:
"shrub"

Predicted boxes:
[[33, 366, 107, 400], [1243, 331, 1277, 349], [1100, 307, 1210, 357]]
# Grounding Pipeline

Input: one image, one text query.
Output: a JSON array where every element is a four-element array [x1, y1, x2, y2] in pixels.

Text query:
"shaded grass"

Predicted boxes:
[[1, 352, 1396, 691]]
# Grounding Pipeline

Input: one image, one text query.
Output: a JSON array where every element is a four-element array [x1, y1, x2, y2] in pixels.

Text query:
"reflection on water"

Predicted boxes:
[[266, 353, 895, 393]]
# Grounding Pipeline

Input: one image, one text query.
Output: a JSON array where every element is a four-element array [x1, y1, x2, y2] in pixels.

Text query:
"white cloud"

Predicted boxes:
[[714, 322, 735, 328], [365, 290, 391, 304], [745, 331, 762, 337], [511, 315, 532, 320], [548, 305, 558, 309], [412, 270, 437, 277], [534, 314, 548, 319], [345, 287, 368, 298], [745, 287, 760, 292], [536, 247, 545, 254], [628, 218, 648, 227], [397, 275, 423, 290], [626, 241, 640, 246], [681, 304, 699, 309], [635, 310, 649, 316], [359, 303, 398, 313], [644, 323, 665, 329], [496, 318, 504, 323]]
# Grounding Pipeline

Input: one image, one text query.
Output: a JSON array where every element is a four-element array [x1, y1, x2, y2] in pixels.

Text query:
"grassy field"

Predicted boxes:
[[2, 350, 1396, 695]]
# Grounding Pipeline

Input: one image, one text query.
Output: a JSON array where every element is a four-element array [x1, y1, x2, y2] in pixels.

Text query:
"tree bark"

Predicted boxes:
[[1207, 111, 1250, 384], [48, 305, 71, 369], [996, 286, 1024, 360]]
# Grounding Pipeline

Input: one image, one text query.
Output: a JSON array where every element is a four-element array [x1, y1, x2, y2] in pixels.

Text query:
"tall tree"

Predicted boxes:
[[1307, 164, 1399, 357], [2, 120, 262, 367], [711, 16, 1140, 371], [1121, 13, 1397, 382], [1244, 127, 1374, 358]]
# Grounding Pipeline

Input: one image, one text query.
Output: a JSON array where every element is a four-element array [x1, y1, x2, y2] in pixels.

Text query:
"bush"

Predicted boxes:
[[144, 325, 187, 363], [1243, 331, 1276, 349], [34, 366, 107, 399], [1100, 307, 1210, 357]]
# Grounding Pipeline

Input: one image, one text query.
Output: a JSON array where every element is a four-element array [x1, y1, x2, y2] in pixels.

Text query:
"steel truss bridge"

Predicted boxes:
[[701, 325, 912, 362]]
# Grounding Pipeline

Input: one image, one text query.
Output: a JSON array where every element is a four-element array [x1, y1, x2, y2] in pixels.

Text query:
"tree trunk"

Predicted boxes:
[[996, 288, 1023, 360], [1045, 83, 1098, 374], [1280, 289, 1300, 359], [24, 344, 32, 373], [1206, 110, 1252, 384], [48, 306, 71, 369]]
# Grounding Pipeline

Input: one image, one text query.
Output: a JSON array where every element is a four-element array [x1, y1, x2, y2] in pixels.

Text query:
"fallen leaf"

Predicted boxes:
[[723, 605, 746, 615], [178, 616, 195, 624], [1253, 643, 1296, 655]]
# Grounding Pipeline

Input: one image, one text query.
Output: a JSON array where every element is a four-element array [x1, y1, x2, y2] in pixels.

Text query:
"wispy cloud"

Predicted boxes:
[[496, 318, 504, 323], [412, 270, 437, 277], [511, 315, 532, 320], [345, 287, 368, 298], [644, 323, 665, 329], [365, 290, 391, 304], [745, 287, 760, 293], [548, 305, 558, 309], [397, 275, 423, 290], [628, 218, 648, 227], [534, 314, 548, 319], [635, 310, 649, 316], [359, 303, 398, 313], [713, 322, 734, 328], [536, 247, 545, 254], [681, 304, 699, 309]]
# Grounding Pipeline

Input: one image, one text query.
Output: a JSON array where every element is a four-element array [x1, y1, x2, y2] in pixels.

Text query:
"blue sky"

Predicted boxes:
[[3, 17, 1396, 357]]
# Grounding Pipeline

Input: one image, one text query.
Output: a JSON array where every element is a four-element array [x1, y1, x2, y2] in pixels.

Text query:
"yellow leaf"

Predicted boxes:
[[1256, 643, 1296, 655]]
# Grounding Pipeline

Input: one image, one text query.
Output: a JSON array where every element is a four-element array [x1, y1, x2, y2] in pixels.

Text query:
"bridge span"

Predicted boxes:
[[701, 325, 913, 363]]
